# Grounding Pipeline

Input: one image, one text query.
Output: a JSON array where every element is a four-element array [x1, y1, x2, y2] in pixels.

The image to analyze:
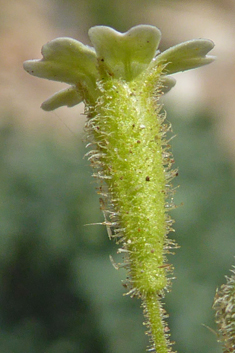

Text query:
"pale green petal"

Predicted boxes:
[[153, 39, 215, 74], [160, 76, 176, 94], [41, 86, 83, 111], [88, 25, 161, 81], [23, 37, 98, 89]]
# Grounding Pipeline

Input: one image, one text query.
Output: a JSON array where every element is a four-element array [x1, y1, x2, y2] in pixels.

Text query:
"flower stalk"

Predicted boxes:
[[23, 25, 215, 352]]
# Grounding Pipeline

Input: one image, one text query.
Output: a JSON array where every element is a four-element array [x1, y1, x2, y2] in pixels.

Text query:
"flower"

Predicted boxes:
[[23, 25, 215, 111]]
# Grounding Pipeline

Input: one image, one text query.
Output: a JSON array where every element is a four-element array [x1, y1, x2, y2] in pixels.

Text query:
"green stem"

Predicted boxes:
[[85, 66, 175, 351], [143, 294, 170, 353]]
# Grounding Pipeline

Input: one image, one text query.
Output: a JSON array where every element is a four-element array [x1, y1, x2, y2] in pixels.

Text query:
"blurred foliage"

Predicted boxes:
[[167, 111, 235, 353], [0, 106, 235, 353], [50, 0, 173, 34]]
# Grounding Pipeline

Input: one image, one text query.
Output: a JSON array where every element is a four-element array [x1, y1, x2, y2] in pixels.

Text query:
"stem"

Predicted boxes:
[[143, 294, 170, 353], [85, 65, 175, 351]]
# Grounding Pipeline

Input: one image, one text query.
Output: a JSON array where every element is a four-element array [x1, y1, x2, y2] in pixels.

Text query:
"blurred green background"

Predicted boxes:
[[1, 0, 235, 352]]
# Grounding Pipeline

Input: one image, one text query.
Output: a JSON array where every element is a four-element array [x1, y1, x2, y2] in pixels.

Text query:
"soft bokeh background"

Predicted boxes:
[[1, 0, 235, 352]]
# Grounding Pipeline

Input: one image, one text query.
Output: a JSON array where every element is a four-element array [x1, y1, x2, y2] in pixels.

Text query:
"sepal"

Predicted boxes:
[[23, 37, 98, 87], [88, 25, 161, 81], [153, 38, 215, 74], [161, 76, 176, 94], [41, 86, 83, 111]]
